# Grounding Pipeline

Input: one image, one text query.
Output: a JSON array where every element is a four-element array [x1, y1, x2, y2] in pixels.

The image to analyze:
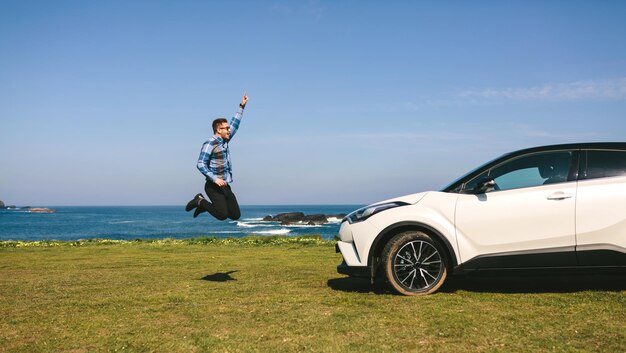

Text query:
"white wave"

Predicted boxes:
[[326, 217, 342, 224], [252, 229, 291, 235], [236, 221, 274, 228], [285, 223, 322, 228], [108, 221, 134, 224], [236, 221, 256, 228]]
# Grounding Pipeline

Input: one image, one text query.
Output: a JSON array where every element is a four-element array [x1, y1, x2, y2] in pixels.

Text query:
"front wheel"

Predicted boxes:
[[382, 231, 448, 295]]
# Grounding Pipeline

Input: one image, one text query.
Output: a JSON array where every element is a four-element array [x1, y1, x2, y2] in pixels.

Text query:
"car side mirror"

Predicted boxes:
[[473, 177, 496, 194]]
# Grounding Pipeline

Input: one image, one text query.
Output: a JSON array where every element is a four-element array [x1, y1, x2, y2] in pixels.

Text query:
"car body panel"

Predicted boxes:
[[575, 175, 626, 264], [455, 182, 577, 265]]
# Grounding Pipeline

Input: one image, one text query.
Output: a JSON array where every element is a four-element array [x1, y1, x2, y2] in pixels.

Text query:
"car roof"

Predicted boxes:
[[506, 142, 626, 155]]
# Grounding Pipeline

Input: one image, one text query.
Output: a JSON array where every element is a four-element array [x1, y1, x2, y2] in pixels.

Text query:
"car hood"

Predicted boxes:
[[376, 191, 430, 205]]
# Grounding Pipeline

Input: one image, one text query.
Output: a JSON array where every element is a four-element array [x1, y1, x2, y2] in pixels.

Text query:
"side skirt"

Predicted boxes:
[[456, 246, 577, 272], [455, 246, 626, 273]]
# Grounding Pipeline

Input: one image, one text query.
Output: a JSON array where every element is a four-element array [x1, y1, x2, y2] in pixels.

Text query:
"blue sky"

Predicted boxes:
[[1, 1, 625, 206]]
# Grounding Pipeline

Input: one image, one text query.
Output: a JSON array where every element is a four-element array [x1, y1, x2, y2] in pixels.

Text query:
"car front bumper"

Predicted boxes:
[[336, 260, 370, 277], [336, 230, 371, 277]]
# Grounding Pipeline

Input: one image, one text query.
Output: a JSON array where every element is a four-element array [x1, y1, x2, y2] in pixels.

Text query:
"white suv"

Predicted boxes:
[[336, 143, 626, 295]]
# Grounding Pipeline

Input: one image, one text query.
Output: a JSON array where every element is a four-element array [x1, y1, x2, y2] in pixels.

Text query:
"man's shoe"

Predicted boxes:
[[185, 194, 204, 212], [193, 201, 206, 218]]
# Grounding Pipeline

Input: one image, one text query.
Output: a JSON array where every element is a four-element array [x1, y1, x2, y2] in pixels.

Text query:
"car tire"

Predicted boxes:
[[382, 231, 448, 295]]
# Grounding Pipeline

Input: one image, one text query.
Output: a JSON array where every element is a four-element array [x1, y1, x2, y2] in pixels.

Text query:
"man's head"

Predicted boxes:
[[212, 118, 230, 139]]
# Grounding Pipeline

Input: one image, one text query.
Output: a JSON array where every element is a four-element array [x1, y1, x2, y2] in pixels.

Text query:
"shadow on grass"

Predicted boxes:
[[442, 270, 626, 294], [200, 270, 238, 282], [327, 277, 392, 294], [329, 270, 626, 294]]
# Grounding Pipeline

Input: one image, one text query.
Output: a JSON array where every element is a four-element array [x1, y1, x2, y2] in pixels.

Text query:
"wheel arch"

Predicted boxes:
[[367, 222, 458, 271]]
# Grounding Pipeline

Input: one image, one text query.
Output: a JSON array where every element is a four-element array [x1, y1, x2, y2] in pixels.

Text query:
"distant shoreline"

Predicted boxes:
[[1, 207, 56, 213]]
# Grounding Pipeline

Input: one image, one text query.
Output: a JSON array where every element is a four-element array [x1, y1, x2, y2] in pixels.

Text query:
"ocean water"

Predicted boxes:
[[0, 205, 362, 241]]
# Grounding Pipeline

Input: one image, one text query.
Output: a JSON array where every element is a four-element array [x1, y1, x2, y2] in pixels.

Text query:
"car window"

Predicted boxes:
[[584, 150, 626, 179], [494, 167, 546, 190], [463, 151, 572, 192]]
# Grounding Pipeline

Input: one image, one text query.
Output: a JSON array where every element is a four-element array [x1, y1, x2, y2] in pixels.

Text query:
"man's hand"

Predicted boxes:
[[240, 93, 248, 108], [215, 178, 227, 187]]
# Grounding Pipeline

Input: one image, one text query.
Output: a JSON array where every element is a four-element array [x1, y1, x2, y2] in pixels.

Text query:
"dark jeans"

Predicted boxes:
[[200, 180, 241, 221]]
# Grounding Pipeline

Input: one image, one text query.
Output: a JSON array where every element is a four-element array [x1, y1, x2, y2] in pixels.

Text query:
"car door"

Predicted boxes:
[[455, 150, 578, 268], [575, 149, 626, 265]]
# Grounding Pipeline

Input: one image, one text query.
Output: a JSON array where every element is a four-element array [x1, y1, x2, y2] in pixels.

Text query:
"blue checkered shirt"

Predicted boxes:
[[196, 107, 244, 184]]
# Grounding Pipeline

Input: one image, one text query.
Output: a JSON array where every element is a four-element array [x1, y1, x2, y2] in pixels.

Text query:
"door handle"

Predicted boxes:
[[547, 192, 573, 200]]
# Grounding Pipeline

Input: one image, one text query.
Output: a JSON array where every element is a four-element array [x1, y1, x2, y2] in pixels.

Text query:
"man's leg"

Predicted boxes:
[[223, 185, 241, 220], [194, 181, 229, 220]]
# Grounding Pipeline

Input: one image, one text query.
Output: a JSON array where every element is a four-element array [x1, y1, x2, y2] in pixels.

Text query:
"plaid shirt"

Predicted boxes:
[[196, 107, 244, 184]]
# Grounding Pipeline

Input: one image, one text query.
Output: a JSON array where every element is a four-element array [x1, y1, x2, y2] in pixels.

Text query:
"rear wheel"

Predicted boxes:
[[382, 231, 448, 295]]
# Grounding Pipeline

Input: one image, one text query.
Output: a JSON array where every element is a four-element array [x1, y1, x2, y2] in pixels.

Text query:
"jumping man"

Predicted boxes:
[[185, 94, 248, 220]]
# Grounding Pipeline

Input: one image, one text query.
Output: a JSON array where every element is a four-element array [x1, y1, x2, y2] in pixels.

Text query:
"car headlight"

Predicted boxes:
[[345, 201, 409, 224]]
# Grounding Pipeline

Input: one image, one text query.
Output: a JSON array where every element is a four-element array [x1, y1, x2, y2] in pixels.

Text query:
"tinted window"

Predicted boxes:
[[585, 150, 626, 179], [463, 151, 572, 192]]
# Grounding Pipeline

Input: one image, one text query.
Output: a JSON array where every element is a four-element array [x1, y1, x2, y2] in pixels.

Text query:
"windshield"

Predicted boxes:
[[440, 151, 512, 192]]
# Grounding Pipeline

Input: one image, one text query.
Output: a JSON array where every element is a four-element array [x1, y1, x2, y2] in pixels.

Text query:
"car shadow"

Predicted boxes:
[[200, 270, 239, 282], [327, 277, 393, 294], [442, 270, 626, 294], [328, 270, 626, 295]]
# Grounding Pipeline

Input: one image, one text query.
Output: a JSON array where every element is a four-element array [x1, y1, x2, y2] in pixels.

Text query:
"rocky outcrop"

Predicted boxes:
[[263, 212, 305, 223], [29, 207, 56, 213], [0, 201, 55, 212], [262, 212, 347, 225], [0, 200, 17, 209]]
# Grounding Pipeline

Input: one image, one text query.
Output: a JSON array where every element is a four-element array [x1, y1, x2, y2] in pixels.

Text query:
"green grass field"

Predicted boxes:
[[1, 237, 625, 352]]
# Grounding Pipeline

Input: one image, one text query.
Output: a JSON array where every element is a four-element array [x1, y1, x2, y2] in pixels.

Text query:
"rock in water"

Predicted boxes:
[[28, 207, 56, 213], [271, 212, 305, 223], [262, 212, 346, 225], [303, 214, 328, 224]]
